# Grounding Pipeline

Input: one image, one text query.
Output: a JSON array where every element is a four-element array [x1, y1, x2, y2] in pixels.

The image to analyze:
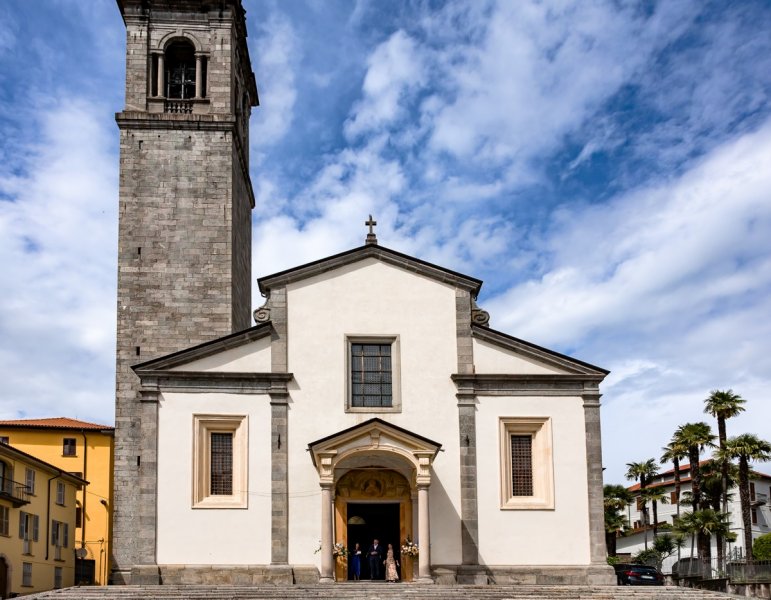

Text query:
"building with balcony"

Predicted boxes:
[[0, 442, 85, 597], [0, 418, 114, 586]]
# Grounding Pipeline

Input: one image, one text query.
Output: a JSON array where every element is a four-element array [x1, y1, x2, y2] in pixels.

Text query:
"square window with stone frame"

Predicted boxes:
[[347, 337, 401, 412], [499, 417, 555, 510], [192, 415, 248, 509]]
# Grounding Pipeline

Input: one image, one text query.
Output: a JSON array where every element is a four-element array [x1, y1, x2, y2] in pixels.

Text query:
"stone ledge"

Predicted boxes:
[[156, 564, 309, 585], [432, 564, 615, 586]]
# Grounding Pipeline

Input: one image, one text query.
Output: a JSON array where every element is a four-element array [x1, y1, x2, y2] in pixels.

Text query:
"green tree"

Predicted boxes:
[[634, 533, 686, 569], [675, 422, 716, 561], [674, 509, 731, 562], [753, 533, 771, 560], [722, 434, 771, 559], [604, 484, 632, 556], [626, 459, 659, 549], [704, 389, 746, 560], [640, 487, 668, 538], [700, 459, 736, 565], [661, 434, 689, 521]]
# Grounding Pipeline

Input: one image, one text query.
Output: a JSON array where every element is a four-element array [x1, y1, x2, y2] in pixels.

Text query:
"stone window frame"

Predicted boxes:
[[192, 414, 248, 509], [345, 335, 402, 414], [499, 417, 555, 510]]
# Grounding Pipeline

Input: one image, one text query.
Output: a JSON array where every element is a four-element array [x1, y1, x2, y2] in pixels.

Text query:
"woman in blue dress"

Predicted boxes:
[[351, 543, 362, 580]]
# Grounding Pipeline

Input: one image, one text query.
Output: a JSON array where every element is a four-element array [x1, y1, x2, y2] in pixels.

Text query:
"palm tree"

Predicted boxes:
[[626, 459, 659, 549], [700, 459, 737, 565], [674, 509, 731, 565], [640, 487, 669, 538], [722, 434, 771, 559], [604, 484, 633, 556], [661, 434, 689, 520], [676, 422, 715, 561], [704, 390, 746, 519], [675, 423, 715, 512]]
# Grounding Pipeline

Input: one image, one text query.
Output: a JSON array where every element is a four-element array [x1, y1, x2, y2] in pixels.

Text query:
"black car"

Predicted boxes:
[[614, 563, 665, 586]]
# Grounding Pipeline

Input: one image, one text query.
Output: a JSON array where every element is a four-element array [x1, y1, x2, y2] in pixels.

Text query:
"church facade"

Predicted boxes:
[[112, 0, 612, 586]]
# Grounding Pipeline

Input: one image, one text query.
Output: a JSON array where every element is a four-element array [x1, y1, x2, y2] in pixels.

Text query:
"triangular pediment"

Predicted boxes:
[[472, 324, 608, 376], [308, 418, 441, 485], [132, 323, 273, 373], [258, 244, 482, 296]]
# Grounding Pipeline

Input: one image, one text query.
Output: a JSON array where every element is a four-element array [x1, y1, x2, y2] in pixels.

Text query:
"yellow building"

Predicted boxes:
[[0, 418, 113, 586], [0, 442, 85, 597]]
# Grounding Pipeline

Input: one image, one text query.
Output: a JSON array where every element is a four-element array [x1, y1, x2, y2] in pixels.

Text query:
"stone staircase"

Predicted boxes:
[[25, 584, 741, 599]]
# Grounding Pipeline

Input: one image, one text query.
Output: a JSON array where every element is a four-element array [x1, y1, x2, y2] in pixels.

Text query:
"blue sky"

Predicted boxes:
[[0, 0, 770, 485]]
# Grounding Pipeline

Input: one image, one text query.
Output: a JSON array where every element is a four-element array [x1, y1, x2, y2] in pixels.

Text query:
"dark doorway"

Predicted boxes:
[[0, 556, 7, 600], [346, 502, 400, 581]]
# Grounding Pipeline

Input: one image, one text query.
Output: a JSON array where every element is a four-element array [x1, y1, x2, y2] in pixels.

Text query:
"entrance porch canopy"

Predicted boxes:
[[307, 418, 441, 583]]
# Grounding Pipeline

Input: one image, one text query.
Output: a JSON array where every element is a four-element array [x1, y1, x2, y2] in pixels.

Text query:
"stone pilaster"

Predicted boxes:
[[583, 386, 614, 583], [270, 394, 289, 564], [455, 289, 479, 565]]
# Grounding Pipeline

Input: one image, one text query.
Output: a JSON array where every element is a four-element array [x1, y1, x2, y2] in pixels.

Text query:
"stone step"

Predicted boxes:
[[25, 584, 740, 600]]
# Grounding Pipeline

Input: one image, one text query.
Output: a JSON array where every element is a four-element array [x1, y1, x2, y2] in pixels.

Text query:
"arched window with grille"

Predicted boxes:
[[165, 41, 196, 100]]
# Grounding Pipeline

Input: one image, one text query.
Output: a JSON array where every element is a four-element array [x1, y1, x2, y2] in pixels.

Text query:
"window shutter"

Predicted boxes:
[[32, 514, 39, 541], [19, 511, 26, 539], [51, 520, 57, 545], [63, 523, 69, 548]]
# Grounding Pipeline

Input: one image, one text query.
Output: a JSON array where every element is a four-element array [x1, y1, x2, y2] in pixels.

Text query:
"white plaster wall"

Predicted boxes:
[[284, 259, 463, 567], [156, 392, 272, 564], [476, 395, 591, 565], [170, 337, 271, 372], [472, 338, 568, 375]]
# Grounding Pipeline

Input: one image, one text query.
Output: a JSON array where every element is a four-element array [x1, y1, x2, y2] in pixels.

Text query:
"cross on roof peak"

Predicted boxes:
[[365, 214, 378, 245]]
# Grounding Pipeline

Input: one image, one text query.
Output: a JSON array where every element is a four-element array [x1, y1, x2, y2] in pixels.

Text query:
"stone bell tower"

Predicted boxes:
[[112, 0, 258, 583]]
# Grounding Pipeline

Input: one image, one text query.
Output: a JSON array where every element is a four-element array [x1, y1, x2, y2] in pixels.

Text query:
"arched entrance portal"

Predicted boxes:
[[308, 418, 441, 584], [334, 469, 414, 581]]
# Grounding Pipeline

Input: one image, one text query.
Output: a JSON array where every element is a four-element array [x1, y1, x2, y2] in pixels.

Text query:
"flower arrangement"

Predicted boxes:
[[401, 537, 419, 557], [333, 542, 350, 559]]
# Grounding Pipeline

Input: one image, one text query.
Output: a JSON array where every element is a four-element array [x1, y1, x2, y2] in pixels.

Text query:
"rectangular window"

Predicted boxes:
[[499, 417, 554, 509], [0, 505, 8, 536], [193, 415, 247, 508], [75, 506, 82, 528], [350, 343, 392, 407], [510, 435, 533, 496], [54, 566, 63, 589], [670, 491, 678, 504], [346, 336, 401, 413], [22, 562, 32, 586], [750, 482, 756, 501], [0, 436, 8, 444], [752, 508, 758, 525], [63, 438, 76, 456], [25, 468, 35, 495], [56, 481, 66, 505], [51, 520, 69, 560], [210, 432, 233, 495], [19, 512, 38, 554]]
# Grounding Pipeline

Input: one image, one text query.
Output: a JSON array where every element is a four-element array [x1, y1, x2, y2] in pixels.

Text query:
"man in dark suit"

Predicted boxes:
[[367, 538, 384, 580]]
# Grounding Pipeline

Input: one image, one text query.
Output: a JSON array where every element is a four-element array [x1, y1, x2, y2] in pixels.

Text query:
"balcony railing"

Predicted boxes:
[[751, 491, 768, 505], [164, 99, 193, 114], [0, 476, 30, 506]]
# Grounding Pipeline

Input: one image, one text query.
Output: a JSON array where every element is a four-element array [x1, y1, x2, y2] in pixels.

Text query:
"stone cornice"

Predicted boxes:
[[132, 324, 272, 371], [258, 244, 483, 296], [135, 370, 293, 395], [451, 373, 604, 397]]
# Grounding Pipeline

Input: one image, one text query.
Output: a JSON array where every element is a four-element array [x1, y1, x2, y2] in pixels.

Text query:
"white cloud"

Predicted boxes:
[[481, 119, 771, 482], [0, 98, 118, 423], [250, 9, 299, 147], [344, 31, 426, 138]]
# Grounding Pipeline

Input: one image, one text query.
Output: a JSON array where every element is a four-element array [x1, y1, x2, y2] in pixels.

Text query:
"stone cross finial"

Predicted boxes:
[[365, 214, 378, 245]]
